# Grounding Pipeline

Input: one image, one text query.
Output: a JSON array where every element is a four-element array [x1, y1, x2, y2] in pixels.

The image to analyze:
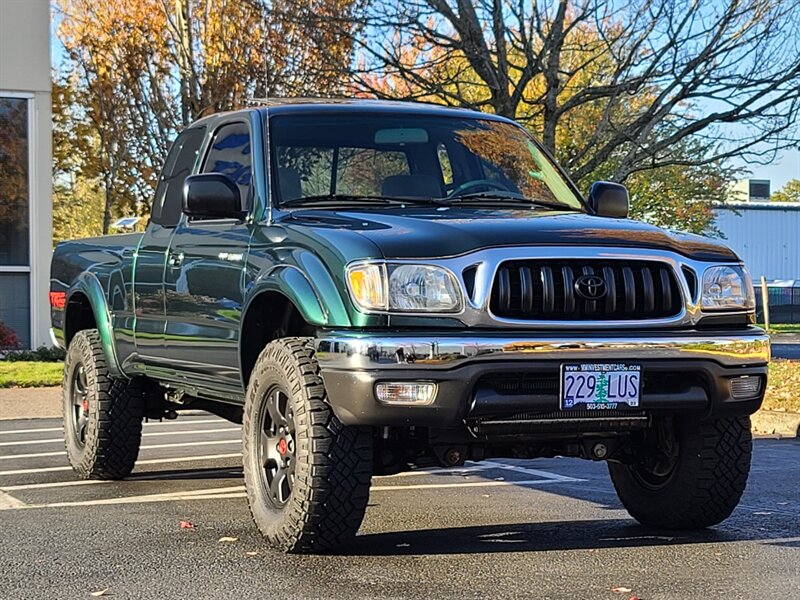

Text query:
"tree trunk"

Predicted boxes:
[[175, 0, 193, 126]]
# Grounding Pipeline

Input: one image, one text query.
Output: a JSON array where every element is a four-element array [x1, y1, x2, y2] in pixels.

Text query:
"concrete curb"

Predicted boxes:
[[751, 410, 800, 438], [0, 386, 62, 420], [769, 333, 800, 344]]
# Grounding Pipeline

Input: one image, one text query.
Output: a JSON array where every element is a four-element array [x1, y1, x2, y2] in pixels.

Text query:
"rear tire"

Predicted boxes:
[[242, 337, 372, 553], [62, 329, 144, 480], [609, 415, 752, 529]]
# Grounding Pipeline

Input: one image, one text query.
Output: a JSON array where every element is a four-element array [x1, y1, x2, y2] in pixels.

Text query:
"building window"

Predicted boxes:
[[0, 273, 30, 347], [0, 96, 31, 347], [749, 179, 770, 201], [0, 97, 29, 266]]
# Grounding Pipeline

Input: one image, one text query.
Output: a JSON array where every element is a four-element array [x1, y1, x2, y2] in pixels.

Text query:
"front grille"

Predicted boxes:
[[489, 259, 682, 320], [481, 373, 559, 395]]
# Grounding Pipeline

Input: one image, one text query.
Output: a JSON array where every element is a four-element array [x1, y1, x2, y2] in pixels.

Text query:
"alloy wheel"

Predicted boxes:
[[258, 387, 296, 507], [70, 363, 90, 448]]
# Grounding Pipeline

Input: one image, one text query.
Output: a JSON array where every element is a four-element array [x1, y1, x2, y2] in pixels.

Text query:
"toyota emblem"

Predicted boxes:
[[575, 274, 607, 300]]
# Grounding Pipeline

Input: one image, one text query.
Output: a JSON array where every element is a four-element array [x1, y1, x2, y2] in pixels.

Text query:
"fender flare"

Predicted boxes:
[[66, 272, 124, 378], [243, 262, 351, 329]]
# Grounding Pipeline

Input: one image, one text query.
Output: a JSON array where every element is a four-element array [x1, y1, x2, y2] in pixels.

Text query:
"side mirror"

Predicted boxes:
[[587, 181, 629, 218], [183, 173, 245, 220]]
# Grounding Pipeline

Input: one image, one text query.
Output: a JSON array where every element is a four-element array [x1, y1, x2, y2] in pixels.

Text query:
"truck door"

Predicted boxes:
[[134, 126, 206, 362], [162, 118, 256, 394]]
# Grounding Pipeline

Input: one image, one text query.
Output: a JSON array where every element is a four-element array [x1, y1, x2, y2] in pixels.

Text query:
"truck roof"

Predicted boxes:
[[193, 98, 514, 126]]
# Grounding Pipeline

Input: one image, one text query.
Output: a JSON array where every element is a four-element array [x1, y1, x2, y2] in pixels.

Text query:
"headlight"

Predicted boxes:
[[701, 265, 755, 311], [347, 262, 463, 313]]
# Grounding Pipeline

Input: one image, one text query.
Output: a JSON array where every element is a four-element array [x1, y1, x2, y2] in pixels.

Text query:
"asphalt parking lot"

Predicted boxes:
[[0, 414, 798, 600]]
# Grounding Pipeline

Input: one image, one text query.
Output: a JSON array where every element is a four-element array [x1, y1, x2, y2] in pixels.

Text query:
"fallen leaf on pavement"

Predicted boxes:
[[218, 536, 239, 543], [245, 551, 258, 556], [179, 520, 194, 529], [90, 590, 109, 597], [611, 587, 632, 593]]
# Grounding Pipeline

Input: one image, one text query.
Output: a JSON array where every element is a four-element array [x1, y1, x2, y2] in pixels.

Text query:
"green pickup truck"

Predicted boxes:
[[50, 99, 769, 553]]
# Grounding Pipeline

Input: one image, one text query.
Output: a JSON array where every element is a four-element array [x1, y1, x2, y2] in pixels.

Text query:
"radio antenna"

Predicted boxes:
[[262, 13, 274, 222]]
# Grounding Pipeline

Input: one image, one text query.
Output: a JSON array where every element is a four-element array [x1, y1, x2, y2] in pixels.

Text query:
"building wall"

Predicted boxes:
[[0, 0, 52, 348], [714, 203, 800, 282], [729, 178, 772, 203]]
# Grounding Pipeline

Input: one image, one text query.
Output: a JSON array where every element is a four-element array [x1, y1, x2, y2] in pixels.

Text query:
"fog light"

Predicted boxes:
[[730, 376, 762, 399], [375, 382, 437, 405]]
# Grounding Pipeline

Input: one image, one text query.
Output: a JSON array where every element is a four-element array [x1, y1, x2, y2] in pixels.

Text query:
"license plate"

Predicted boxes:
[[561, 364, 641, 410]]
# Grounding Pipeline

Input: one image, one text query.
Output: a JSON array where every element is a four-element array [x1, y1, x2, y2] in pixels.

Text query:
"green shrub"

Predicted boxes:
[[4, 346, 66, 362]]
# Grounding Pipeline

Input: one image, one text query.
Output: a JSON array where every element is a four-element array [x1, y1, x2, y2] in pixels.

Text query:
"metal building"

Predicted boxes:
[[714, 202, 800, 282]]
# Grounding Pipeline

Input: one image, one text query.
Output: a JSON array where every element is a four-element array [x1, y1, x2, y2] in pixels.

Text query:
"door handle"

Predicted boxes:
[[168, 252, 184, 268]]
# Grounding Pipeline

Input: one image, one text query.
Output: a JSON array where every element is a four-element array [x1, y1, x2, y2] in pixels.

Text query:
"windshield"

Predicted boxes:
[[268, 113, 584, 210]]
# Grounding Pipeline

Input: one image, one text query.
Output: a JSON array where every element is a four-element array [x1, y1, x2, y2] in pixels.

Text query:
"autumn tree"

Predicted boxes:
[[54, 0, 361, 236], [52, 77, 105, 240], [352, 1, 800, 182], [770, 179, 800, 203], [341, 0, 800, 233]]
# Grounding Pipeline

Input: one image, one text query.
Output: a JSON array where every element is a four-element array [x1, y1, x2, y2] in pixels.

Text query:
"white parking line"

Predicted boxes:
[[0, 418, 229, 437], [0, 490, 26, 509], [386, 466, 488, 478], [0, 427, 240, 448], [0, 438, 242, 461], [0, 453, 242, 477], [1, 468, 242, 491], [371, 478, 577, 491], [25, 485, 247, 509], [0, 426, 62, 436], [481, 461, 584, 482], [385, 462, 584, 483], [0, 470, 583, 509]]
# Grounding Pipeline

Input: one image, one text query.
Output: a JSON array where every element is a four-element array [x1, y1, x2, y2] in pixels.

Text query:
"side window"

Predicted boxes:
[[151, 127, 205, 227], [202, 122, 252, 206]]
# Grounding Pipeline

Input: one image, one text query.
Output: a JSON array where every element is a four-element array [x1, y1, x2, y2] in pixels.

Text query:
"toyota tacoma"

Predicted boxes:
[[50, 99, 769, 553]]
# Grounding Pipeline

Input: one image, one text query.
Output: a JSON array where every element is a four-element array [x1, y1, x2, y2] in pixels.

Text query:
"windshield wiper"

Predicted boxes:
[[280, 194, 446, 208], [442, 191, 572, 211]]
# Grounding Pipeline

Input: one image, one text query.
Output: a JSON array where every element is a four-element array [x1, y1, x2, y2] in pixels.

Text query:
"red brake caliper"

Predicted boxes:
[[277, 438, 288, 456]]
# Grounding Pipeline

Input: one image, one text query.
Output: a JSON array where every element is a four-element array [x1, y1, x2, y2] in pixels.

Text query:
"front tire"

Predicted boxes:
[[242, 337, 372, 553], [609, 415, 752, 529], [62, 329, 144, 479]]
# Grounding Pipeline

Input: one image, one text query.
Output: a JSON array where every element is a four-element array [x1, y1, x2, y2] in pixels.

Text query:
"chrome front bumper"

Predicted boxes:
[[315, 328, 770, 371], [314, 328, 769, 426]]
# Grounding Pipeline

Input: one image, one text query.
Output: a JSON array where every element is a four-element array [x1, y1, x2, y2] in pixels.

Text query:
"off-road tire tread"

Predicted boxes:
[[242, 337, 372, 553], [609, 416, 752, 529], [62, 329, 144, 480]]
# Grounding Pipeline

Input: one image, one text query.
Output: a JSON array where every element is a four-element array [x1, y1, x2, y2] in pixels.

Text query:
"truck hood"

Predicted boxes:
[[284, 207, 738, 262]]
